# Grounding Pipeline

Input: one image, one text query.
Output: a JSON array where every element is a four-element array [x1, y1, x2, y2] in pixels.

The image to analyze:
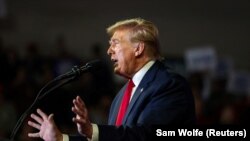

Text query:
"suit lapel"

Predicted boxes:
[[122, 61, 161, 124], [122, 85, 146, 124]]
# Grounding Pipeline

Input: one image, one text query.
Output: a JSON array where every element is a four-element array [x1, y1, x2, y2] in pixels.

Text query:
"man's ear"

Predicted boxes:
[[134, 42, 145, 57]]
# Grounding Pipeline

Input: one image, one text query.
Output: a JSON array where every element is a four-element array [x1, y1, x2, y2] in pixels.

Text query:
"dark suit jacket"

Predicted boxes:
[[69, 61, 196, 141]]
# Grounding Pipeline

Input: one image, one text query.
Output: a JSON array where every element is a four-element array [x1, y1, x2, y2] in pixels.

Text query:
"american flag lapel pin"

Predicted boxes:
[[140, 88, 144, 93]]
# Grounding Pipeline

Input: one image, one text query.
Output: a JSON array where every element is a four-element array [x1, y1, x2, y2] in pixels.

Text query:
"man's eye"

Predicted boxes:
[[110, 40, 120, 46]]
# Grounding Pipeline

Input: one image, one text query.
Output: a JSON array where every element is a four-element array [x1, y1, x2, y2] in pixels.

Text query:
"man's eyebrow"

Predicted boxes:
[[111, 38, 118, 41], [110, 38, 120, 42]]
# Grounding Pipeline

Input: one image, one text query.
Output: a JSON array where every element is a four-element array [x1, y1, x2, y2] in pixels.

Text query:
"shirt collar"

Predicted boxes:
[[132, 60, 155, 87]]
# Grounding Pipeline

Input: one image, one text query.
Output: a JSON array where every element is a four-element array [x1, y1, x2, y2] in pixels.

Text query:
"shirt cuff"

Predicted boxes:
[[62, 134, 69, 141], [62, 124, 98, 141], [91, 123, 99, 141]]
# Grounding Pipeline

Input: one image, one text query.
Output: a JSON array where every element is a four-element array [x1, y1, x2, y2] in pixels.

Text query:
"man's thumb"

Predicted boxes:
[[48, 114, 55, 122]]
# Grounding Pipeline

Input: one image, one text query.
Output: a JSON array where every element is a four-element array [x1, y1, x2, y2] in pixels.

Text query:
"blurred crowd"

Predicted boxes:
[[0, 35, 249, 140]]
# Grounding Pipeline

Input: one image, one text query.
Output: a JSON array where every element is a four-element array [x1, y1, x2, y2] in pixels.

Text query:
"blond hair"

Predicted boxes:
[[107, 18, 162, 59]]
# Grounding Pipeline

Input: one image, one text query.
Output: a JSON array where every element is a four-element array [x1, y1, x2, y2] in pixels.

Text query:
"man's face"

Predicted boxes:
[[107, 29, 137, 78]]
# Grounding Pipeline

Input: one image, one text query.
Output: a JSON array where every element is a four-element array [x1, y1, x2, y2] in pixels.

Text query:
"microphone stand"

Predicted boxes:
[[10, 66, 82, 141]]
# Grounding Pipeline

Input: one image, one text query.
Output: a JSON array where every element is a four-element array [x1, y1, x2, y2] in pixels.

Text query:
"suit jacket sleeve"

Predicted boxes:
[[68, 135, 88, 141]]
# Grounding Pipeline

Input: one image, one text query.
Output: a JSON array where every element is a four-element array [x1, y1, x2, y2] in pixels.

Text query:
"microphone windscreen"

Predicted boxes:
[[81, 59, 104, 73]]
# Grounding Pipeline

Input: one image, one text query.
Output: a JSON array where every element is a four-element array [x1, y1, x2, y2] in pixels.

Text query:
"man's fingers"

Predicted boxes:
[[73, 99, 85, 111], [37, 108, 48, 120], [72, 117, 86, 124], [76, 96, 85, 107], [28, 121, 41, 130], [31, 113, 43, 124], [48, 114, 55, 123], [73, 96, 86, 109], [73, 101, 87, 117], [72, 107, 84, 117], [28, 132, 40, 138]]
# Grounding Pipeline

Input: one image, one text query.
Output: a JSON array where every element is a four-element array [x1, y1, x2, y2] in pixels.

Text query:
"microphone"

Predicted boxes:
[[56, 59, 102, 80]]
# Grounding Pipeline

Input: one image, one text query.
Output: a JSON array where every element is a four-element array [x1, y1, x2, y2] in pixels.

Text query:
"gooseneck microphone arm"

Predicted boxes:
[[10, 71, 77, 141], [10, 60, 101, 141]]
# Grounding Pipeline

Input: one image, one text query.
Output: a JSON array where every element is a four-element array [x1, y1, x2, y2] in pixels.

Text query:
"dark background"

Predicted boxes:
[[0, 0, 249, 140]]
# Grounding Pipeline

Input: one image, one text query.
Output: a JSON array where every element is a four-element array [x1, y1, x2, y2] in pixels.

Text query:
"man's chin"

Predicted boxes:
[[114, 69, 122, 75], [114, 68, 120, 75]]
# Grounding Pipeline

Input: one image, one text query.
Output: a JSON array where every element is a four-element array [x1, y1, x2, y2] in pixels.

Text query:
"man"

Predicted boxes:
[[28, 18, 196, 141]]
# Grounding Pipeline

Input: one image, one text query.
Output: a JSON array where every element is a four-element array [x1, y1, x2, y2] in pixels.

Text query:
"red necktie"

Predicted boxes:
[[115, 79, 135, 126]]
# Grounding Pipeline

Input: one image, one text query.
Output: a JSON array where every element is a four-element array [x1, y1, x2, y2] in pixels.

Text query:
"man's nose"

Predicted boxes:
[[107, 46, 113, 55]]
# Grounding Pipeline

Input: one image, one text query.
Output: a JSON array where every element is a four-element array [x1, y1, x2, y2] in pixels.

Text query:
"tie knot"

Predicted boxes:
[[128, 79, 135, 88]]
